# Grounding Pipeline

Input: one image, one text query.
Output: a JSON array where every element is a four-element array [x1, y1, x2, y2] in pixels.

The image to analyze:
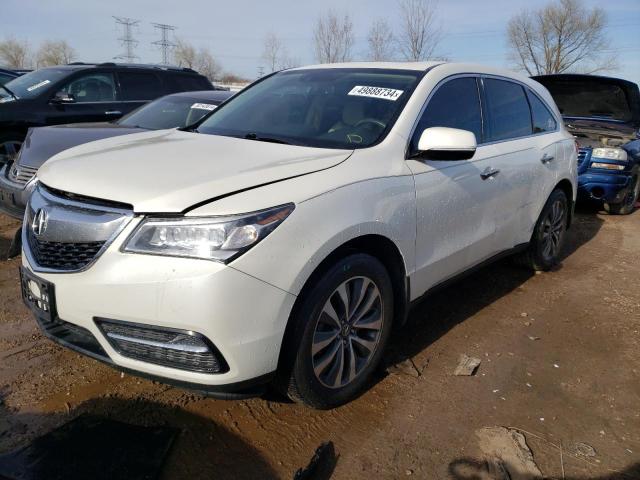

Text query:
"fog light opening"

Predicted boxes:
[[95, 318, 229, 374]]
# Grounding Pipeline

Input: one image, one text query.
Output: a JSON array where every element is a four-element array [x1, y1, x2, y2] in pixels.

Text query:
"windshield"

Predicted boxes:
[[197, 68, 424, 149], [538, 78, 634, 122], [118, 96, 221, 129], [0, 68, 69, 100]]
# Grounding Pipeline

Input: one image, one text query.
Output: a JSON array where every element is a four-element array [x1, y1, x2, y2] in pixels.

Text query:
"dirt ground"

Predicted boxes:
[[0, 206, 639, 479]]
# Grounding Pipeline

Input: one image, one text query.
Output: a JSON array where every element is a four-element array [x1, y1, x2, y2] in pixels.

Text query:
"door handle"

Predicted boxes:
[[541, 153, 555, 164], [104, 110, 122, 115], [480, 167, 500, 180]]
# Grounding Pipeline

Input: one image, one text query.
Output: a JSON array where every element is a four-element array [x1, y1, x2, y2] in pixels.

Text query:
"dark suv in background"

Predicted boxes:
[[0, 62, 213, 164]]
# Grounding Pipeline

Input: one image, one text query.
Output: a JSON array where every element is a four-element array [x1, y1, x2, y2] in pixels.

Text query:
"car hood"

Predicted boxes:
[[38, 129, 353, 213], [19, 123, 144, 169], [563, 118, 638, 149]]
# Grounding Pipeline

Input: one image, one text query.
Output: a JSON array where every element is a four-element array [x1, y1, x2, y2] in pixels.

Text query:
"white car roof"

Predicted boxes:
[[290, 61, 557, 115], [291, 61, 443, 72]]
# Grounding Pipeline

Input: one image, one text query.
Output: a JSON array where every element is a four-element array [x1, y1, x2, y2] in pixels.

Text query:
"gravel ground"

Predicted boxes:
[[0, 206, 639, 479]]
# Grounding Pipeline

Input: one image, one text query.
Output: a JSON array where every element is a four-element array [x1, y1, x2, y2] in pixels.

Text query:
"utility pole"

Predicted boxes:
[[152, 23, 177, 65], [113, 16, 140, 63]]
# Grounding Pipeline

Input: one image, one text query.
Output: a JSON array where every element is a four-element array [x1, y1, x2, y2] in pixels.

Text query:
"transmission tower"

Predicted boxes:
[[152, 23, 177, 64], [113, 16, 140, 63]]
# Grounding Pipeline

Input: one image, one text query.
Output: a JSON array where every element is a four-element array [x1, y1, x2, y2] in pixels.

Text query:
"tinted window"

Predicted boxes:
[[410, 77, 482, 153], [198, 68, 423, 149], [1, 68, 70, 100], [167, 74, 212, 92], [119, 72, 163, 100], [118, 96, 221, 129], [483, 78, 532, 141], [527, 90, 557, 133], [0, 73, 15, 86], [58, 73, 116, 102]]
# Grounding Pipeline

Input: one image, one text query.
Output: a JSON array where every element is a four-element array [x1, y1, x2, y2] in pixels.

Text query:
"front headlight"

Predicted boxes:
[[592, 147, 628, 162], [123, 203, 294, 262]]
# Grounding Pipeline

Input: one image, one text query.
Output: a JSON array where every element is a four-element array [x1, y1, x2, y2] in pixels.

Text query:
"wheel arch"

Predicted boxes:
[[554, 178, 575, 228], [275, 233, 410, 378]]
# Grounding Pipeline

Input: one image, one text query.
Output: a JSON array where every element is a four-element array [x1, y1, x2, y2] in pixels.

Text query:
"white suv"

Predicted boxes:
[[20, 63, 577, 408]]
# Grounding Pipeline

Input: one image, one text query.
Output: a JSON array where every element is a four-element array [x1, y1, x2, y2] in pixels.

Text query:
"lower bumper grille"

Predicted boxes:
[[36, 315, 109, 360], [27, 234, 105, 271], [96, 319, 228, 374]]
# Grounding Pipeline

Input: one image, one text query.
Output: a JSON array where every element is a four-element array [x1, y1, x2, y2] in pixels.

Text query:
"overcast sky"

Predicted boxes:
[[3, 0, 639, 83]]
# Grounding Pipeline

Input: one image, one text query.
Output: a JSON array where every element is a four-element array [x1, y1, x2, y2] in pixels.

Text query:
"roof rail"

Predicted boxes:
[[98, 62, 117, 67]]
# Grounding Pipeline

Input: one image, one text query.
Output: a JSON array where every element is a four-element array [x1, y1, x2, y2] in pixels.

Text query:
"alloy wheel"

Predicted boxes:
[[311, 276, 384, 389], [540, 199, 566, 261]]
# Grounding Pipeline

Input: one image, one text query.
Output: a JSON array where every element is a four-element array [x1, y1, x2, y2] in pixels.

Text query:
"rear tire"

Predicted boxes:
[[604, 166, 639, 215], [514, 189, 569, 271], [282, 253, 394, 409]]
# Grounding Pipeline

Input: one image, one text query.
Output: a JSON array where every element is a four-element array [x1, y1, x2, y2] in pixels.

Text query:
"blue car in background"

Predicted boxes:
[[534, 74, 640, 215]]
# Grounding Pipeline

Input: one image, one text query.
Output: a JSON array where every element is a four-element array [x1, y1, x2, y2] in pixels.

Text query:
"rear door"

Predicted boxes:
[[407, 76, 507, 295], [478, 77, 539, 249], [116, 70, 165, 115], [46, 71, 121, 124]]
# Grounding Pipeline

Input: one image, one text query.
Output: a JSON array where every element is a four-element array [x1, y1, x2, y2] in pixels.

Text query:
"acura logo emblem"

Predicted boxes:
[[31, 208, 49, 237]]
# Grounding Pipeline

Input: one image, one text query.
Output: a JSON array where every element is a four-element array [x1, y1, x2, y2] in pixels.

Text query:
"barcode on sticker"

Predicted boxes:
[[348, 86, 404, 101], [191, 103, 217, 111]]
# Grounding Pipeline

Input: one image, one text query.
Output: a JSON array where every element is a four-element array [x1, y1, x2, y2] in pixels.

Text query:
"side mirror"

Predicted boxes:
[[416, 127, 477, 160], [51, 92, 76, 104]]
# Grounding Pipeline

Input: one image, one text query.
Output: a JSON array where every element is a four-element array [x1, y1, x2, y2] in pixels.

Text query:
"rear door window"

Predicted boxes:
[[526, 90, 557, 133], [483, 78, 532, 142], [57, 73, 117, 103], [118, 72, 164, 100], [410, 76, 483, 153]]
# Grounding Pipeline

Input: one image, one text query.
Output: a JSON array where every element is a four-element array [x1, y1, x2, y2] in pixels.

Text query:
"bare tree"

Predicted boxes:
[[173, 38, 198, 68], [36, 40, 76, 67], [313, 10, 354, 63], [196, 48, 222, 82], [262, 32, 284, 72], [0, 37, 31, 69], [173, 38, 221, 81], [507, 0, 616, 75], [367, 19, 396, 61], [397, 0, 443, 61]]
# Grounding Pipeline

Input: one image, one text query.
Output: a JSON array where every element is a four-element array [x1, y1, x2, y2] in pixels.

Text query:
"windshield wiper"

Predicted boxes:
[[244, 132, 291, 145]]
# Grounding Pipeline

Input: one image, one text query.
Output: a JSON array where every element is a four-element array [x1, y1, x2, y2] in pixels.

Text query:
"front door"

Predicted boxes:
[[406, 76, 505, 298], [45, 72, 122, 125]]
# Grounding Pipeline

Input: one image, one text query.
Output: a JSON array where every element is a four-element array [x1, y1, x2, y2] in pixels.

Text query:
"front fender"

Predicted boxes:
[[228, 175, 416, 296]]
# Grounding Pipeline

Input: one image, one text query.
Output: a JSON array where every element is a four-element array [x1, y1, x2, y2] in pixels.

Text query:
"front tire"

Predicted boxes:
[[284, 254, 394, 409], [515, 189, 569, 271], [604, 166, 639, 215]]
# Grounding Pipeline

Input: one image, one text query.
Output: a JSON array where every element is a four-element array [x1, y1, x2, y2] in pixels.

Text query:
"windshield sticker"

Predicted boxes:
[[348, 85, 404, 101], [26, 79, 51, 92], [191, 103, 217, 111]]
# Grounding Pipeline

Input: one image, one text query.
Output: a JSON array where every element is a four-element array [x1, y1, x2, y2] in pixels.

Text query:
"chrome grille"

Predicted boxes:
[[577, 148, 590, 166], [8, 163, 38, 186], [23, 184, 133, 273]]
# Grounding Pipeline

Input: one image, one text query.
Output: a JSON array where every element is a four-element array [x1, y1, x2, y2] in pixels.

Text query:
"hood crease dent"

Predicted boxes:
[[37, 129, 353, 213]]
